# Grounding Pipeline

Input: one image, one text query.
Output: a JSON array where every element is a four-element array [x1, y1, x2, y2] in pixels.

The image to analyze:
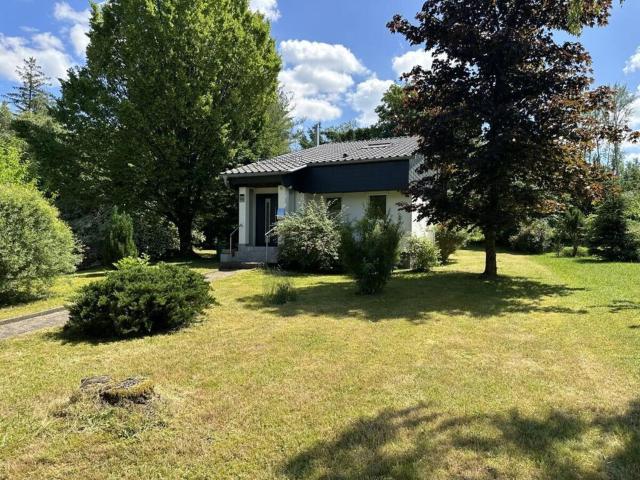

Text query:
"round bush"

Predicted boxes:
[[132, 211, 180, 260], [275, 199, 341, 272], [509, 219, 555, 254], [405, 236, 440, 272], [435, 225, 468, 263], [66, 263, 213, 338], [0, 184, 77, 301]]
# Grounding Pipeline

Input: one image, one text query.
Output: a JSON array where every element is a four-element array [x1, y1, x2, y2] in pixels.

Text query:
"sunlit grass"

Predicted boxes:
[[0, 250, 639, 479]]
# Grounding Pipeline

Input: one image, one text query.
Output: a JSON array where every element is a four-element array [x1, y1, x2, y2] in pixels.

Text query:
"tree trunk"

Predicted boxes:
[[572, 240, 579, 258], [483, 228, 498, 278], [177, 216, 195, 257]]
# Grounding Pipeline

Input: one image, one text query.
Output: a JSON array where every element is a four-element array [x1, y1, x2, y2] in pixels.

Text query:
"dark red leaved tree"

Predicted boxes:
[[389, 0, 625, 277]]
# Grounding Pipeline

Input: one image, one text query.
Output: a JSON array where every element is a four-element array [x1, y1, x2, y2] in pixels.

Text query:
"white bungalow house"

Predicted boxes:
[[220, 136, 433, 266]]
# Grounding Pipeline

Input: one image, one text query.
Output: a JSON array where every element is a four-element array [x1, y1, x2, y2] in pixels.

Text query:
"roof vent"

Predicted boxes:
[[360, 142, 392, 150]]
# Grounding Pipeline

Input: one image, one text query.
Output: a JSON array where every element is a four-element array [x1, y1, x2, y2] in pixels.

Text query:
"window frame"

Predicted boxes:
[[369, 195, 387, 218]]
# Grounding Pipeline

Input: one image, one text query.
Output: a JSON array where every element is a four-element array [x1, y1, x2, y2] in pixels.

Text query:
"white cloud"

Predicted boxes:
[[279, 40, 370, 122], [347, 76, 394, 126], [392, 49, 437, 77], [624, 46, 640, 74], [0, 33, 73, 84], [53, 2, 91, 58], [280, 40, 367, 75], [69, 23, 90, 57], [280, 65, 354, 97], [54, 2, 91, 24], [249, 0, 280, 21], [293, 97, 342, 122], [33, 32, 65, 51]]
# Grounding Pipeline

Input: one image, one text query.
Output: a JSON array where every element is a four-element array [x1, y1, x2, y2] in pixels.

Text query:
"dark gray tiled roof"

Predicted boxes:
[[223, 136, 419, 177]]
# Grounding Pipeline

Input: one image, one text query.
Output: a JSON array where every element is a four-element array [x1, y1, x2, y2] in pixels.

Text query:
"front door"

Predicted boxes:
[[255, 194, 278, 247]]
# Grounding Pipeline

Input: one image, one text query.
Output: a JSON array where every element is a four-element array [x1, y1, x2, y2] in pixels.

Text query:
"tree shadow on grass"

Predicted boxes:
[[609, 300, 640, 313], [239, 272, 586, 323], [282, 400, 640, 479], [42, 328, 138, 346]]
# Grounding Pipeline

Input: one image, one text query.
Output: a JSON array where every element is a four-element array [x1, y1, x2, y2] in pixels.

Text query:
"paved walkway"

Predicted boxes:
[[0, 309, 69, 340], [0, 270, 242, 341]]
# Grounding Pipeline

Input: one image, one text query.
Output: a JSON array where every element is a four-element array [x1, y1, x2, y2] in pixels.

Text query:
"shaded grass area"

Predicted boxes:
[[1, 250, 639, 479], [0, 253, 219, 322]]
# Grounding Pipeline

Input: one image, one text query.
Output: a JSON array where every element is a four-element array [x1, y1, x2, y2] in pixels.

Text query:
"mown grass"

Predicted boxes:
[[0, 253, 219, 322], [0, 250, 639, 479]]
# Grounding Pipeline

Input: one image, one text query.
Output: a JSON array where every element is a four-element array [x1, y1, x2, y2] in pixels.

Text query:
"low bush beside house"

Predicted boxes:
[[341, 207, 403, 295], [404, 236, 440, 272], [275, 198, 342, 272], [65, 261, 213, 339], [435, 225, 469, 263], [0, 183, 78, 302]]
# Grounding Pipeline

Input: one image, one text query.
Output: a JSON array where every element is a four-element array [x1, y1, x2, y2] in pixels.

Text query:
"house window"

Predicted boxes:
[[326, 197, 342, 215], [369, 195, 387, 218]]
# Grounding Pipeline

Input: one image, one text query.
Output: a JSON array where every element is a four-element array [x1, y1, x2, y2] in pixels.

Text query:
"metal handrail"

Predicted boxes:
[[264, 226, 278, 264], [229, 227, 239, 255]]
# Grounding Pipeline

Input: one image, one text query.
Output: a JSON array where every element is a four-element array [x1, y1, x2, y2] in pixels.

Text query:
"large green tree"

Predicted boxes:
[[56, 0, 282, 255], [389, 0, 623, 277]]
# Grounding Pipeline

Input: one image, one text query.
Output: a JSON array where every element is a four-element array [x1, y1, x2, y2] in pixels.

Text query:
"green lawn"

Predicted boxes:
[[1, 250, 639, 479], [0, 253, 219, 322]]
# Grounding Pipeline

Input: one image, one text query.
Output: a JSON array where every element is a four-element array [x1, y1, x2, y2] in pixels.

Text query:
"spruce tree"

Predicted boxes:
[[5, 58, 52, 114], [102, 207, 138, 267]]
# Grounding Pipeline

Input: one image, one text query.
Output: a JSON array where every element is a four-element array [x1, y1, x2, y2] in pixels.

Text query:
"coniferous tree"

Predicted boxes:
[[102, 207, 138, 267], [4, 58, 52, 114]]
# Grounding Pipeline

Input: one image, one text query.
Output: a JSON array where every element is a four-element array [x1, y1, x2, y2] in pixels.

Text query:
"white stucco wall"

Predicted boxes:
[[300, 190, 430, 237]]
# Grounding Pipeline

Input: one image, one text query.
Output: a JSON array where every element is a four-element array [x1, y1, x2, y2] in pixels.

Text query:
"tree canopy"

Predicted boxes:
[[56, 0, 284, 254], [389, 0, 625, 277]]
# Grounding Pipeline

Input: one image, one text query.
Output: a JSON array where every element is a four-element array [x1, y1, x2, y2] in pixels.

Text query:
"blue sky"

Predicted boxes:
[[1, 0, 639, 157]]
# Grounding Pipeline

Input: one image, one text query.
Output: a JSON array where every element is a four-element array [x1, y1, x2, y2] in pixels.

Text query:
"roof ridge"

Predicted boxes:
[[222, 136, 418, 177]]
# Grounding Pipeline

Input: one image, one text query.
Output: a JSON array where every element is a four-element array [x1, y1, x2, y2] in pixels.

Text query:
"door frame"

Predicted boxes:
[[255, 193, 278, 247]]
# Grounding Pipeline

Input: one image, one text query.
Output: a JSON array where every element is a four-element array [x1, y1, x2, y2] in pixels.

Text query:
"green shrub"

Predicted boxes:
[[102, 207, 138, 267], [341, 207, 403, 295], [0, 133, 31, 185], [509, 219, 555, 254], [559, 246, 589, 258], [66, 263, 213, 339], [275, 198, 341, 272], [132, 211, 179, 260], [404, 236, 440, 272], [114, 255, 150, 270], [588, 194, 640, 261], [263, 275, 297, 305], [558, 207, 586, 257], [435, 225, 468, 263], [0, 183, 78, 301]]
